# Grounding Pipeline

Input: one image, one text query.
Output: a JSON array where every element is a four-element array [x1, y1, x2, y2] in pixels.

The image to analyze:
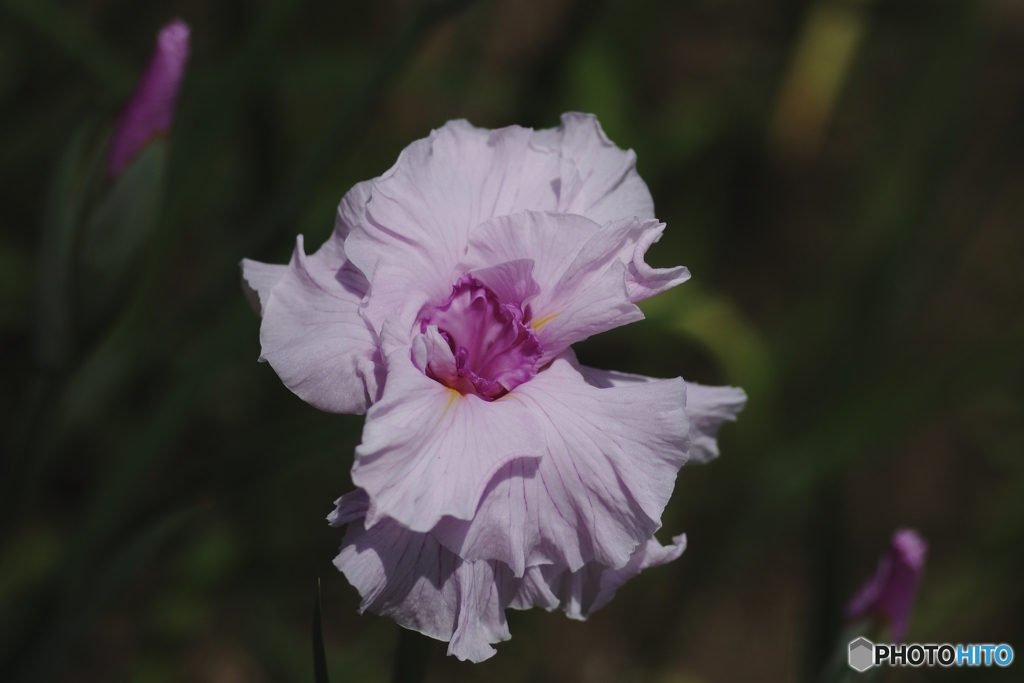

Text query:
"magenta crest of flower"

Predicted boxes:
[[242, 114, 747, 661], [846, 528, 928, 642], [419, 273, 542, 399], [107, 19, 190, 178]]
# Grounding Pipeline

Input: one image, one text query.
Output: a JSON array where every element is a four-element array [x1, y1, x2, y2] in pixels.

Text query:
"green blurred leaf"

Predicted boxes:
[[56, 303, 146, 432], [563, 37, 630, 144], [656, 93, 727, 164], [640, 284, 777, 434], [14, 507, 194, 683], [33, 118, 105, 372], [0, 237, 30, 330], [0, 526, 61, 606], [76, 140, 167, 325], [177, 524, 238, 589], [0, 0, 134, 97], [68, 311, 231, 566]]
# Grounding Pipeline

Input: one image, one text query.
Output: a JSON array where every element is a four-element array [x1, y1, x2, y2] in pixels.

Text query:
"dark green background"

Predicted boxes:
[[1, 0, 1022, 681]]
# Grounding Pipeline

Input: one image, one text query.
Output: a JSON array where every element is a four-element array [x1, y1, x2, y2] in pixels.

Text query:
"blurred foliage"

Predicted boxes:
[[1, 0, 1023, 682]]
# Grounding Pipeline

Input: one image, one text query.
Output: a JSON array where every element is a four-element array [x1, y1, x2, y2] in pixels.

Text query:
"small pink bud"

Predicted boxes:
[[846, 528, 928, 642], [107, 19, 190, 178]]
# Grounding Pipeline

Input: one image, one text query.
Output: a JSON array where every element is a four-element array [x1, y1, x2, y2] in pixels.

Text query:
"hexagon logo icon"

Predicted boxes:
[[848, 637, 875, 672]]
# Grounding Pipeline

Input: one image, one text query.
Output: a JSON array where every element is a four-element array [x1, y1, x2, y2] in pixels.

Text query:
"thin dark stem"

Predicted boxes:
[[313, 580, 330, 683], [390, 628, 434, 683]]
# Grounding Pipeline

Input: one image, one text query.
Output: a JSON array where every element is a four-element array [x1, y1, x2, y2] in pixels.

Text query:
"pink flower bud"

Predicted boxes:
[[107, 19, 190, 178], [846, 528, 928, 642]]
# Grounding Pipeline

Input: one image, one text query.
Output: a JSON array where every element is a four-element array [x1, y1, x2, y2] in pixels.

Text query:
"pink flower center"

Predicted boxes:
[[420, 276, 542, 400]]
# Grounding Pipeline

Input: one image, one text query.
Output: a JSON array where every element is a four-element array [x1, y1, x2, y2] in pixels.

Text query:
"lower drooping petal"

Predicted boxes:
[[578, 366, 748, 465], [244, 234, 383, 414], [430, 352, 688, 576], [329, 491, 686, 661], [352, 322, 544, 533], [332, 507, 515, 662], [509, 534, 687, 620]]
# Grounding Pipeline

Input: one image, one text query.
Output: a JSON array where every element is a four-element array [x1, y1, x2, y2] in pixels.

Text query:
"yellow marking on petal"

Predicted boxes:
[[531, 312, 560, 331], [441, 388, 460, 416]]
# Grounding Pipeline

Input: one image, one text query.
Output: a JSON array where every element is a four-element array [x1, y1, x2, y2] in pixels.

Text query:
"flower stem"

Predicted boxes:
[[390, 628, 434, 683], [313, 579, 330, 683]]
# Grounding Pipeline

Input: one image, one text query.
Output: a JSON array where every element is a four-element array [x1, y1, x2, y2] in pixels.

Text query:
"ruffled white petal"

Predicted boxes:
[[329, 493, 684, 659], [467, 259, 540, 306], [532, 112, 655, 225], [430, 352, 688, 576], [333, 512, 514, 662], [327, 488, 370, 527], [624, 223, 691, 302], [240, 258, 286, 315], [344, 121, 562, 332], [579, 366, 747, 465], [507, 564, 561, 611], [410, 324, 461, 389], [464, 210, 640, 359], [463, 211, 689, 360], [462, 211, 602, 300], [352, 322, 545, 533], [520, 532, 688, 618], [680, 383, 747, 464], [330, 493, 685, 658], [511, 534, 686, 620], [256, 234, 382, 414], [334, 178, 374, 240]]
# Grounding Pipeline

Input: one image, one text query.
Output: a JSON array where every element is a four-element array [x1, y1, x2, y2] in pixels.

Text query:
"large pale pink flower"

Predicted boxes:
[[242, 113, 746, 661]]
